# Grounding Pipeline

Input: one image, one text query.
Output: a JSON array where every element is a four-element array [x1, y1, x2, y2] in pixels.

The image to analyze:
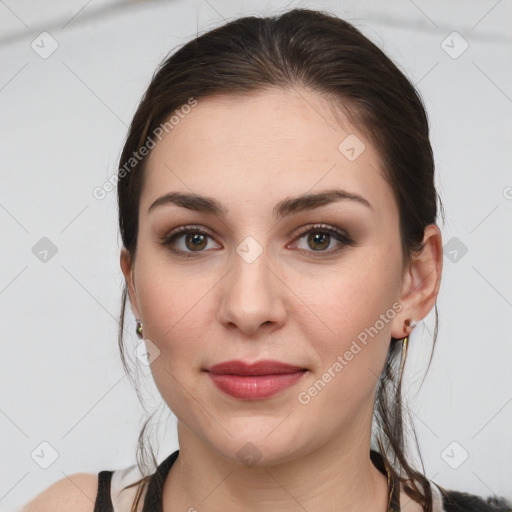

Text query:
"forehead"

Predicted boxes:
[[141, 88, 393, 215]]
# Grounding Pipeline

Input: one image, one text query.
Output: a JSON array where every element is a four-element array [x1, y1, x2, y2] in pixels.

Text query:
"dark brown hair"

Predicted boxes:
[[116, 8, 443, 511]]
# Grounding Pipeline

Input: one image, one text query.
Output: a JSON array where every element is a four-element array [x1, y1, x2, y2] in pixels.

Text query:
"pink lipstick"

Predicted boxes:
[[205, 360, 307, 400]]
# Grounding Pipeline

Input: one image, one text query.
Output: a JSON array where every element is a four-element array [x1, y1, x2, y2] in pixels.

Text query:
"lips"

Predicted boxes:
[[207, 360, 306, 375], [205, 360, 308, 399]]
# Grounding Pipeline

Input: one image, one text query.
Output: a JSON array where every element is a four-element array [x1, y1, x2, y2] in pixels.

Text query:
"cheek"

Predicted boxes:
[[296, 250, 402, 399], [135, 266, 212, 415], [134, 249, 215, 361], [292, 280, 397, 426]]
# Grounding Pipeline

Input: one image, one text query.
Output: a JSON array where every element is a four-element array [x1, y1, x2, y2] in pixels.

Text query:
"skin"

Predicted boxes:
[[121, 87, 443, 512]]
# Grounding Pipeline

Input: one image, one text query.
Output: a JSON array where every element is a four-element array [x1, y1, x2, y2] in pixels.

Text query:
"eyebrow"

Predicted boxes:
[[148, 189, 372, 221]]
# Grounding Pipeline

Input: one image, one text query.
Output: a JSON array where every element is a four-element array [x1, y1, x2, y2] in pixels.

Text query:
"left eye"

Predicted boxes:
[[291, 226, 353, 254]]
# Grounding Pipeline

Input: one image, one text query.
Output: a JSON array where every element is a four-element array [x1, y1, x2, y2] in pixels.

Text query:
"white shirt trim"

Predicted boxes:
[[110, 463, 147, 512]]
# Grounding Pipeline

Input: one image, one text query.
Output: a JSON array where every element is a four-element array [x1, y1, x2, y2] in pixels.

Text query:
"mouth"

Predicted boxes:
[[204, 360, 308, 400], [206, 359, 307, 375]]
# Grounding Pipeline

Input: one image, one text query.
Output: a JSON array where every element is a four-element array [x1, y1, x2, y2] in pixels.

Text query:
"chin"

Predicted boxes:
[[208, 430, 310, 468]]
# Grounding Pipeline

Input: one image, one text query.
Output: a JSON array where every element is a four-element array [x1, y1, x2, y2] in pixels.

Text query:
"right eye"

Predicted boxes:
[[160, 225, 221, 257]]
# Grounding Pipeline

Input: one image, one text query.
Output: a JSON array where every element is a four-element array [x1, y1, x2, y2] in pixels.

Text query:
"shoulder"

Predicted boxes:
[[20, 472, 98, 512], [437, 484, 512, 512]]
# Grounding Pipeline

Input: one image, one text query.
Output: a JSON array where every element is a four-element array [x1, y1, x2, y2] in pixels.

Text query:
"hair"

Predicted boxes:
[[116, 7, 444, 512]]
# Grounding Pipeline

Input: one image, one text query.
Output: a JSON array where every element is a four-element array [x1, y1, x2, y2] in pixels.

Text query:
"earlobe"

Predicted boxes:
[[391, 224, 443, 339], [120, 248, 140, 318]]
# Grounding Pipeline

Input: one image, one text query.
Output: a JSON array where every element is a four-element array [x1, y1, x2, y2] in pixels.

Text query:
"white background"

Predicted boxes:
[[1, 0, 511, 510]]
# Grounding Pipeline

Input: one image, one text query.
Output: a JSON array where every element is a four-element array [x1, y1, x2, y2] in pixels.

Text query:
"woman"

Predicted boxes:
[[22, 8, 511, 512]]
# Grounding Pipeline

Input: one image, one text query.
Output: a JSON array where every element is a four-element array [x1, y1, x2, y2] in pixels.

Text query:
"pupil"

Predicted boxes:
[[308, 232, 329, 250], [187, 233, 206, 250]]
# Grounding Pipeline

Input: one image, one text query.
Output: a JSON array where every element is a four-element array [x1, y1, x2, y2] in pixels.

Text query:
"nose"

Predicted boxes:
[[217, 244, 288, 337]]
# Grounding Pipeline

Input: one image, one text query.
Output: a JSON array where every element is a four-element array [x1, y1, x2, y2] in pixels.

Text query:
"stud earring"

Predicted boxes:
[[135, 319, 143, 339], [404, 319, 417, 330]]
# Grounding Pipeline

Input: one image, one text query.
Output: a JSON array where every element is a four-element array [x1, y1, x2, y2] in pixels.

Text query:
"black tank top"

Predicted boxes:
[[93, 449, 400, 511]]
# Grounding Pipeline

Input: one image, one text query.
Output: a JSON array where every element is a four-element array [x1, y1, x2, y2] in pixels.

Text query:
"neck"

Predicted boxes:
[[162, 423, 390, 512]]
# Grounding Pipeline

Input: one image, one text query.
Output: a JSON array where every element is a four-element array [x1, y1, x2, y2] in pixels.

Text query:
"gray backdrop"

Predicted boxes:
[[1, 0, 511, 510]]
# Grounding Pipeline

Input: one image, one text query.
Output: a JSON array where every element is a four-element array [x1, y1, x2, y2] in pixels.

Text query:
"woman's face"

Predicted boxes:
[[122, 88, 411, 465]]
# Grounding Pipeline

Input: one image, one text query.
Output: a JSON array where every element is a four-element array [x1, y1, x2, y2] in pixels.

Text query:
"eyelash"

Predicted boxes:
[[159, 223, 354, 258]]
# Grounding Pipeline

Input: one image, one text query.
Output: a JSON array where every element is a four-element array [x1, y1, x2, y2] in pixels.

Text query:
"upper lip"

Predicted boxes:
[[206, 360, 307, 376]]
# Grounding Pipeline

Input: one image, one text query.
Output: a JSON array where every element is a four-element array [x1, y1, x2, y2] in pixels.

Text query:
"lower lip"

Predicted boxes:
[[207, 371, 307, 399]]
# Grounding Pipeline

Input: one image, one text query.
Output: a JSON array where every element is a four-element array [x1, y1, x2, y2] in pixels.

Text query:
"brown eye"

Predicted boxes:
[[306, 232, 331, 251], [184, 233, 208, 251], [291, 224, 354, 256], [161, 226, 221, 257]]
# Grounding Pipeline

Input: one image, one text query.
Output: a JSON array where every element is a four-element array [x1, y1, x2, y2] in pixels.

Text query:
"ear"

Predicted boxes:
[[120, 247, 141, 319], [390, 224, 443, 339]]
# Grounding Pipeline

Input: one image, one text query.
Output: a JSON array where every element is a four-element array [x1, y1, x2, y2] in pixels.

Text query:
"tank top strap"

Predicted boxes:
[[142, 450, 180, 512], [92, 451, 179, 512], [93, 470, 114, 512]]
